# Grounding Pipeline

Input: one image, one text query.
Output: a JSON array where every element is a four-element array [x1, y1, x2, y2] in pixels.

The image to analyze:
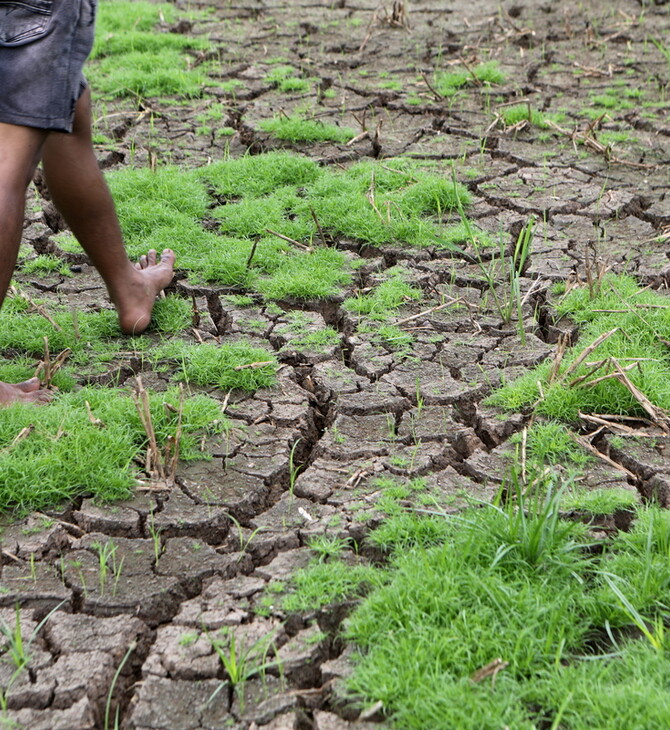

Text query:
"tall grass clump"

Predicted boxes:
[[340, 488, 670, 729]]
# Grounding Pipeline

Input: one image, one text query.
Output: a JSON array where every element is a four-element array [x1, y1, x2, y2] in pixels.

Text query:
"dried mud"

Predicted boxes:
[[2, 0, 670, 727]]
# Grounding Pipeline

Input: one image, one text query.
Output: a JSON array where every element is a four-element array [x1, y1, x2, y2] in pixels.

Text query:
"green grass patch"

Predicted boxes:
[[151, 341, 277, 391], [282, 561, 381, 613], [0, 387, 225, 514], [88, 1, 209, 99], [151, 296, 193, 334], [434, 61, 505, 97], [345, 267, 422, 320], [340, 493, 670, 729], [561, 487, 638, 514], [20, 255, 71, 277], [201, 151, 321, 197], [0, 292, 193, 369], [264, 65, 311, 93], [489, 274, 670, 421], [520, 420, 592, 467], [258, 115, 355, 143], [500, 104, 564, 130], [107, 152, 473, 300]]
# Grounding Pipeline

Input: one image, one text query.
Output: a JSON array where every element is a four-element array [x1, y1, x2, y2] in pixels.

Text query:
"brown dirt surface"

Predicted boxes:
[[2, 0, 670, 727]]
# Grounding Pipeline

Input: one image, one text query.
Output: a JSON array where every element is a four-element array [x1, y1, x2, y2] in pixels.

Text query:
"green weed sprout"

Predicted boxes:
[[0, 602, 65, 717], [307, 535, 349, 562], [207, 628, 281, 708], [104, 641, 137, 730], [603, 575, 666, 652]]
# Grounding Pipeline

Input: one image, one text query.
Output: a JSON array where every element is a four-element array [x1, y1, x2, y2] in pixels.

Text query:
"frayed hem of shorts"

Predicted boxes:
[[0, 109, 73, 133]]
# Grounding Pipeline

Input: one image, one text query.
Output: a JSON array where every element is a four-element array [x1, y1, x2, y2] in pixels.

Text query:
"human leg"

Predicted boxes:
[[0, 121, 52, 404], [41, 88, 175, 335]]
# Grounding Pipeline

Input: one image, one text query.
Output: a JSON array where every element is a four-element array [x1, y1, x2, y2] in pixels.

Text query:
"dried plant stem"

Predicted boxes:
[[561, 328, 619, 380], [264, 228, 311, 251], [393, 298, 462, 327]]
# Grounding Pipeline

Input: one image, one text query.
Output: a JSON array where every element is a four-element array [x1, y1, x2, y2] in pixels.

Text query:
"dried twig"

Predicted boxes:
[[611, 360, 670, 431], [163, 384, 184, 483], [132, 376, 184, 488], [309, 205, 328, 247], [561, 328, 619, 379], [420, 72, 443, 101], [234, 360, 274, 371], [22, 295, 64, 333], [346, 130, 370, 146], [579, 412, 649, 436], [393, 298, 462, 327], [246, 239, 259, 269], [264, 228, 312, 251], [85, 401, 105, 428], [572, 434, 637, 479], [547, 333, 569, 385], [545, 120, 656, 170], [471, 658, 509, 686], [6, 425, 34, 452], [34, 338, 71, 388]]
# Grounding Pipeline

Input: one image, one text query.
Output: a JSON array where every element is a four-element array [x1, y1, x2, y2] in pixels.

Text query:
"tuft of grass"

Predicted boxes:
[[259, 115, 355, 143], [264, 65, 311, 93], [201, 151, 321, 198], [20, 255, 71, 277], [307, 535, 349, 562], [561, 488, 638, 515], [256, 248, 351, 301], [150, 296, 193, 334], [367, 324, 414, 351], [152, 341, 277, 391], [521, 421, 592, 467], [344, 268, 422, 320], [282, 561, 381, 612], [500, 104, 564, 130], [89, 51, 207, 99], [434, 61, 505, 97]]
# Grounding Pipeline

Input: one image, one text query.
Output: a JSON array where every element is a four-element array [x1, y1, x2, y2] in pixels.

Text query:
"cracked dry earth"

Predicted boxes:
[[2, 0, 670, 728]]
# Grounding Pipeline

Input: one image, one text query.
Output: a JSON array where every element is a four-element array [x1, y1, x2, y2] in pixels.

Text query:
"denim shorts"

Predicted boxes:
[[0, 0, 96, 132]]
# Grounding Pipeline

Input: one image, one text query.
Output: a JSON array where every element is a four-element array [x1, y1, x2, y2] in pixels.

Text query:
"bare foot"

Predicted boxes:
[[0, 378, 52, 406], [114, 249, 176, 335]]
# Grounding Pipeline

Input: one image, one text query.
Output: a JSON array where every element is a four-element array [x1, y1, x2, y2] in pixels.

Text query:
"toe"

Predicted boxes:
[[161, 249, 176, 265], [139, 255, 148, 269], [16, 377, 41, 393], [147, 249, 157, 266]]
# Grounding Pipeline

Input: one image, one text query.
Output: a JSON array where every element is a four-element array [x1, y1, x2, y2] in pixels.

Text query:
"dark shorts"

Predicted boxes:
[[0, 0, 97, 132]]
